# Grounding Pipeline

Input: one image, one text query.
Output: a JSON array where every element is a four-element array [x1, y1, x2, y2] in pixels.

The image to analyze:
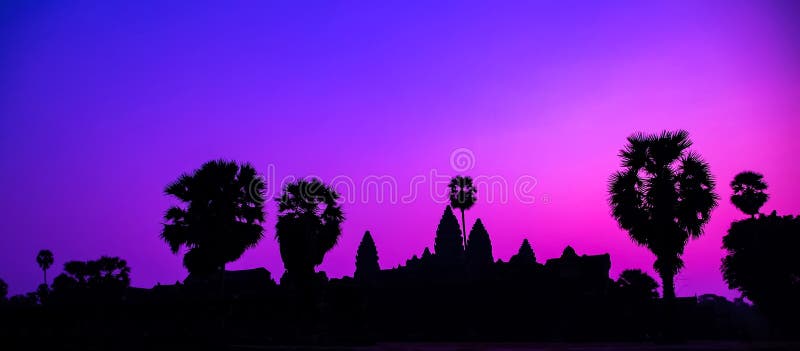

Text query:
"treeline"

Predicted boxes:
[[0, 130, 797, 348]]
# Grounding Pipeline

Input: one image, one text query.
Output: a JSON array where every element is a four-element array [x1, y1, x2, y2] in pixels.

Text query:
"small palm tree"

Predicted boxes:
[[276, 179, 344, 282], [36, 250, 54, 286], [448, 176, 476, 250], [161, 160, 265, 277], [609, 130, 718, 301], [730, 171, 768, 218]]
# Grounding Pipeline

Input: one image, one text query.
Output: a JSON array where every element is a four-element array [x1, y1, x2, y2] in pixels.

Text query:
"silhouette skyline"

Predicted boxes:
[[2, 1, 800, 302]]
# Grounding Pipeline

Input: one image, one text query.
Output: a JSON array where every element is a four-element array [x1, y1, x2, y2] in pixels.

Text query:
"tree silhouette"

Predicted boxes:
[[52, 256, 131, 295], [730, 171, 769, 218], [509, 239, 536, 266], [722, 211, 800, 331], [617, 269, 659, 300], [161, 160, 265, 276], [609, 130, 718, 300], [276, 179, 344, 282], [433, 205, 464, 264], [449, 176, 476, 250], [0, 278, 7, 301], [36, 249, 54, 286], [355, 231, 379, 281], [466, 218, 493, 272]]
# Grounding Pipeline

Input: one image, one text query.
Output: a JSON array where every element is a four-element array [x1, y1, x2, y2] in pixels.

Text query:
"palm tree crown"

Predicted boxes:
[[730, 171, 768, 217], [608, 130, 718, 300], [36, 249, 54, 285], [448, 175, 476, 250], [160, 160, 265, 276], [276, 179, 344, 281]]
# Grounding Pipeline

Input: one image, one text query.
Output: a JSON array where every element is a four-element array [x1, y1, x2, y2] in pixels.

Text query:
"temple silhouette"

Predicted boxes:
[[1, 152, 796, 349], [0, 205, 760, 347]]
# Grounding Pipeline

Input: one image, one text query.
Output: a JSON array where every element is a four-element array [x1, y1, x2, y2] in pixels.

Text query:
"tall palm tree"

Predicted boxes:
[[609, 130, 718, 301], [36, 249, 54, 286], [730, 171, 768, 218], [160, 160, 265, 277], [448, 176, 476, 250], [276, 179, 344, 282]]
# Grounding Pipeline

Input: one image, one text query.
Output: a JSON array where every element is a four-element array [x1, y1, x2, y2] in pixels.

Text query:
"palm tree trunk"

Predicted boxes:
[[220, 264, 226, 297], [43, 269, 47, 286], [220, 264, 227, 333], [460, 209, 467, 251], [660, 271, 677, 340], [661, 271, 675, 301]]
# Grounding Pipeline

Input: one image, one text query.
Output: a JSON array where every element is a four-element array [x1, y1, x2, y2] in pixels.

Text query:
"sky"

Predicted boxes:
[[1, 1, 799, 298]]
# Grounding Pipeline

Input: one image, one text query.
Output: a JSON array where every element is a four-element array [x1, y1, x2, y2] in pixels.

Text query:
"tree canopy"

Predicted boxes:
[[730, 171, 769, 217], [161, 160, 265, 276], [722, 211, 800, 330], [276, 179, 344, 281]]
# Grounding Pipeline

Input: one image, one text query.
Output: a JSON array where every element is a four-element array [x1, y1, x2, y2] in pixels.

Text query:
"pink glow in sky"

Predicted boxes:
[[1, 1, 799, 298]]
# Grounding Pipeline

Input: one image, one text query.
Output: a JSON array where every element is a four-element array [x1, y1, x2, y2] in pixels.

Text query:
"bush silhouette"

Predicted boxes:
[[722, 211, 800, 333], [609, 130, 718, 300], [0, 278, 7, 301], [616, 269, 659, 300], [161, 159, 265, 276]]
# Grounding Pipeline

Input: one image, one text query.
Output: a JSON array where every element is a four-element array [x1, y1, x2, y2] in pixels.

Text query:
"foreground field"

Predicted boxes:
[[228, 342, 800, 351]]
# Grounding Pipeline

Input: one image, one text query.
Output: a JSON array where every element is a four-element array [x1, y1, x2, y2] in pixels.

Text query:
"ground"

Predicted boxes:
[[228, 342, 800, 351]]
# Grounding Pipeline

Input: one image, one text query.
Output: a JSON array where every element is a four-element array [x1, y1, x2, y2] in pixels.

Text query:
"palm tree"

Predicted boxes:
[[161, 160, 265, 277], [609, 130, 718, 301], [276, 179, 344, 282], [730, 171, 768, 218], [448, 176, 476, 250], [36, 250, 54, 286]]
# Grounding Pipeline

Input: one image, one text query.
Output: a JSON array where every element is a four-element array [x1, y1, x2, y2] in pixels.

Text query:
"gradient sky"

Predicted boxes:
[[1, 1, 799, 298]]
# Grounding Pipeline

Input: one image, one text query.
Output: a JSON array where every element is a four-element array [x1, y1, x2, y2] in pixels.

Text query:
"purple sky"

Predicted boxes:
[[1, 1, 799, 298]]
